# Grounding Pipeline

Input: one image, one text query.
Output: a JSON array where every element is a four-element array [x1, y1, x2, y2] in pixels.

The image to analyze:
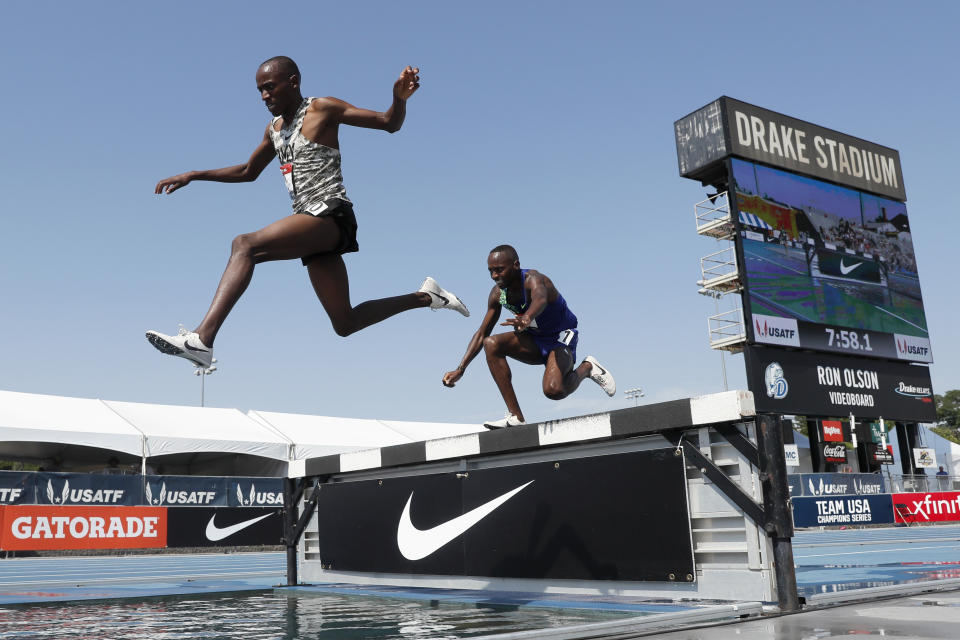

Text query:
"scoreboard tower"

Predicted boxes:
[[675, 97, 934, 475]]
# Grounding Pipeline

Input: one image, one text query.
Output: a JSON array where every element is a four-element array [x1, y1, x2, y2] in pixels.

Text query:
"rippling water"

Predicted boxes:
[[0, 591, 636, 639]]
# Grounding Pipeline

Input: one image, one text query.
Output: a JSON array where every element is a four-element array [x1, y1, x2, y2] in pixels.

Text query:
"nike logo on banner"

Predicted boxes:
[[396, 480, 534, 560], [205, 513, 273, 541], [839, 260, 863, 275]]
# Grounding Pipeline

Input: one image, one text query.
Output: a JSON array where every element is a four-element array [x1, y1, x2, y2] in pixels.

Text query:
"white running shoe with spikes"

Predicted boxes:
[[146, 328, 214, 368], [585, 356, 616, 397], [419, 277, 470, 317], [483, 413, 525, 429]]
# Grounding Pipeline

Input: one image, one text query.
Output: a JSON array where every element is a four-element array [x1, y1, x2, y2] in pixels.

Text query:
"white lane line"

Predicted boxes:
[[795, 543, 960, 560]]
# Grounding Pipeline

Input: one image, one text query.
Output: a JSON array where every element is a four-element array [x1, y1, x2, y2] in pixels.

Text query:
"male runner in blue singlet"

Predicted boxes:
[[147, 57, 467, 368], [442, 245, 615, 428]]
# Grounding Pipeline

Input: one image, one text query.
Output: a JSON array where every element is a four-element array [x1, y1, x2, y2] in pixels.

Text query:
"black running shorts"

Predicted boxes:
[[296, 198, 360, 265]]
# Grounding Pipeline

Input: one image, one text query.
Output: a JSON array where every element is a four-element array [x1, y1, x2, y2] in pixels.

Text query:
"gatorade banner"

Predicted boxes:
[[0, 506, 166, 551]]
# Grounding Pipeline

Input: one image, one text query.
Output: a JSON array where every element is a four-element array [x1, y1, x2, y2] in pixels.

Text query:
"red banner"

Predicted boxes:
[[892, 492, 960, 524], [0, 506, 167, 550]]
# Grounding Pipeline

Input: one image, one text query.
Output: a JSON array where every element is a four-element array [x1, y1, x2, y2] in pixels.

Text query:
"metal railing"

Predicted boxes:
[[885, 473, 960, 494], [694, 191, 733, 239]]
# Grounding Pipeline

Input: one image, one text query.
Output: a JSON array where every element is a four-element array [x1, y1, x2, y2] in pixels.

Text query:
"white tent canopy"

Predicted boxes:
[[106, 401, 290, 460], [0, 390, 144, 460], [248, 410, 484, 460], [0, 389, 483, 474]]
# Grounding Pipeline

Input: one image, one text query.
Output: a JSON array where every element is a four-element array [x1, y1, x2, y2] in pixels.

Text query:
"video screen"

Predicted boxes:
[[731, 158, 931, 362]]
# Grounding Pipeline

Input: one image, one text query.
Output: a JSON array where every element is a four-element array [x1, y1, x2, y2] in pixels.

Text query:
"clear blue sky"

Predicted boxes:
[[1, 1, 957, 424]]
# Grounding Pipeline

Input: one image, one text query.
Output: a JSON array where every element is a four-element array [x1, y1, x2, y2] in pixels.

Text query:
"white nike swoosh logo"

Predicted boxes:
[[397, 480, 534, 560], [205, 513, 273, 542], [839, 259, 863, 275]]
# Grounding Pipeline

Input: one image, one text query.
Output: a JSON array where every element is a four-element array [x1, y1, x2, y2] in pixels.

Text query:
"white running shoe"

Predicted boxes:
[[146, 328, 214, 368], [585, 356, 616, 397], [419, 277, 470, 317], [483, 414, 525, 429]]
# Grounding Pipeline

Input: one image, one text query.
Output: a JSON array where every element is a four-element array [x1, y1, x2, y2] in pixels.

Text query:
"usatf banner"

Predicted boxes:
[[0, 506, 167, 551], [0, 472, 34, 505], [35, 473, 141, 506]]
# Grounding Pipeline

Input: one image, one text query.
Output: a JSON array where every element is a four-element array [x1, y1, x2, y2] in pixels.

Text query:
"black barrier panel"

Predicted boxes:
[[314, 449, 694, 582], [226, 478, 284, 508], [792, 495, 894, 528], [788, 473, 885, 498], [166, 507, 283, 547], [144, 476, 226, 507], [744, 345, 936, 422], [35, 472, 141, 506], [0, 471, 35, 504]]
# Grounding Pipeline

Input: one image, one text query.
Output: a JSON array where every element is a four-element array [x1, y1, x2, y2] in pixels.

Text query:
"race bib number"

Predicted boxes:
[[280, 163, 295, 198], [558, 329, 576, 346]]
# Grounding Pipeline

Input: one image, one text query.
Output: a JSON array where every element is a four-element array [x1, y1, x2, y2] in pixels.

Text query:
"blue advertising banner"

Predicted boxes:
[[792, 494, 894, 527], [35, 472, 141, 506], [1, 473, 284, 507], [226, 477, 284, 508], [143, 475, 227, 507], [788, 473, 885, 497], [0, 471, 35, 504]]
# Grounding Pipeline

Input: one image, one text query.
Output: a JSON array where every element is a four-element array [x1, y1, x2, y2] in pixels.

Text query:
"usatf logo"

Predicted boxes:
[[807, 477, 848, 496], [753, 314, 800, 347], [894, 334, 932, 362], [145, 482, 216, 505], [234, 483, 283, 506], [45, 480, 125, 504], [764, 362, 789, 399]]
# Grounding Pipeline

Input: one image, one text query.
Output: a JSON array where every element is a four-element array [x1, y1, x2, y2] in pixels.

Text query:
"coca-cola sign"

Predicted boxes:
[[821, 443, 848, 463]]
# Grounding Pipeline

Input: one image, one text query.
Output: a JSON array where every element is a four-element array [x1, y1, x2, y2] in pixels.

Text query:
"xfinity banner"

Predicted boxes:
[[788, 473, 885, 498], [792, 495, 894, 528], [893, 492, 960, 524], [744, 345, 936, 421], [675, 97, 905, 200], [36, 473, 141, 506]]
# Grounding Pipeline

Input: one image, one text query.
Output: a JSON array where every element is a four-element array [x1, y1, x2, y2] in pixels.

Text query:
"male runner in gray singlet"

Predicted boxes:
[[147, 57, 467, 368], [442, 245, 615, 428]]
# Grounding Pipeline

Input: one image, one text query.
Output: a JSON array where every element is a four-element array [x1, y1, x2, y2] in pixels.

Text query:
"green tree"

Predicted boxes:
[[934, 390, 960, 444]]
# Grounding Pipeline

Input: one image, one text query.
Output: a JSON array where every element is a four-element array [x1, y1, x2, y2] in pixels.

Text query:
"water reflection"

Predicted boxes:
[[0, 590, 633, 639]]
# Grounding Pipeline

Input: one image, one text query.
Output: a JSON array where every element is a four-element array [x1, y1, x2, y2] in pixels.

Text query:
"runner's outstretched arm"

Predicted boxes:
[[318, 66, 419, 133], [442, 288, 501, 387], [154, 126, 276, 194]]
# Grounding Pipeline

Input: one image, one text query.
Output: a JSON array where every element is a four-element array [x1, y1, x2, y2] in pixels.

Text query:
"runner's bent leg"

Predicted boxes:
[[542, 347, 591, 400], [483, 332, 543, 423], [194, 215, 346, 346], [306, 254, 431, 337]]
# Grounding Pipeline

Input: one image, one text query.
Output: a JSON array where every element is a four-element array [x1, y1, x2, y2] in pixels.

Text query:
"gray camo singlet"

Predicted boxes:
[[269, 98, 351, 215]]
